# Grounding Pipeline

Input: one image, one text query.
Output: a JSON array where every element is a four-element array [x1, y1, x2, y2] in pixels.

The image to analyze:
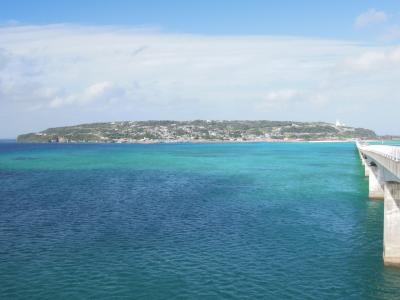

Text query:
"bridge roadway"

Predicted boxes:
[[357, 141, 400, 266]]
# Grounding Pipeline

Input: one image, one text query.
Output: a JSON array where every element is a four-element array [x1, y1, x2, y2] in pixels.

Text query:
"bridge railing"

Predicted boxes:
[[357, 143, 400, 162], [375, 146, 400, 162]]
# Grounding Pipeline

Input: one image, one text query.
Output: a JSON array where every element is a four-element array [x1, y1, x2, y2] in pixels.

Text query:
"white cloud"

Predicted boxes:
[[49, 82, 125, 108], [340, 47, 400, 72], [259, 90, 303, 110], [355, 9, 388, 29], [382, 25, 400, 41], [258, 89, 331, 112], [266, 90, 300, 102], [0, 24, 400, 136]]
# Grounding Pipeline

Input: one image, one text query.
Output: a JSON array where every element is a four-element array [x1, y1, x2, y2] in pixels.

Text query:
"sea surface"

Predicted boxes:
[[1, 141, 400, 299]]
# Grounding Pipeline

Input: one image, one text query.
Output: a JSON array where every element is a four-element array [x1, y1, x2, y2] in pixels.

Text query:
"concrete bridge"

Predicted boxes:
[[356, 141, 400, 266]]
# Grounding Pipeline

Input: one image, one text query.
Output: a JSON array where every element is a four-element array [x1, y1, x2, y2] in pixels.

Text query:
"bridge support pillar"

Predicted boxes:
[[384, 182, 400, 266], [369, 166, 384, 199], [364, 164, 370, 177], [359, 151, 369, 176], [359, 152, 365, 166]]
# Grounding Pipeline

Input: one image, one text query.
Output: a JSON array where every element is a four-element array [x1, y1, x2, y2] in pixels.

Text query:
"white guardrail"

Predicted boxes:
[[357, 141, 400, 162]]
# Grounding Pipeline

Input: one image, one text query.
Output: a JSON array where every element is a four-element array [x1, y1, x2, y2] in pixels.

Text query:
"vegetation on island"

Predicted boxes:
[[17, 120, 378, 143]]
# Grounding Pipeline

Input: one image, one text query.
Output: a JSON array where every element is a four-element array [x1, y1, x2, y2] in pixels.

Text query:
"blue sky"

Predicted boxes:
[[1, 1, 400, 137], [2, 0, 399, 38]]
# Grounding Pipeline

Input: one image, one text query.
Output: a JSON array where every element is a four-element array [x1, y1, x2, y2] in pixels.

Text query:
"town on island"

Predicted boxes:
[[16, 119, 391, 144]]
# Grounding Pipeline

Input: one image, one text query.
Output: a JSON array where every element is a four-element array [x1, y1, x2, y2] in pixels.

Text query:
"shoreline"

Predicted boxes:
[[14, 139, 388, 145]]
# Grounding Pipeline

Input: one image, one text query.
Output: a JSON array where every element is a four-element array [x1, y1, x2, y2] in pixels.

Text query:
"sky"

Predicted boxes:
[[1, 0, 400, 137]]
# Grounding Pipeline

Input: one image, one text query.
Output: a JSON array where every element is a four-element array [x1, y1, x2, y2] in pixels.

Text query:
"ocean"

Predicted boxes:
[[1, 141, 400, 299]]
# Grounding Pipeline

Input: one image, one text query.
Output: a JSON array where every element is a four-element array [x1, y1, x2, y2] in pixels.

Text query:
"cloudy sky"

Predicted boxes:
[[1, 0, 400, 137]]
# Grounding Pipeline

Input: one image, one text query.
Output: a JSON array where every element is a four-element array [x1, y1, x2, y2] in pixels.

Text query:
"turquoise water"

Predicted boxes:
[[1, 142, 400, 299]]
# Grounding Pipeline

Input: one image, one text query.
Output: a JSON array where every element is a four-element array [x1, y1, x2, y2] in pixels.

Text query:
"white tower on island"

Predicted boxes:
[[335, 119, 345, 127]]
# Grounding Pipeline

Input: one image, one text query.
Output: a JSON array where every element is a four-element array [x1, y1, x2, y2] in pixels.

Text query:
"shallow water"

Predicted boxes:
[[1, 142, 400, 299]]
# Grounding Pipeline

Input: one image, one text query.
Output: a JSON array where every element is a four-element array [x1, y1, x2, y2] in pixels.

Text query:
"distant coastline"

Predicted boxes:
[[16, 140, 394, 147], [14, 139, 381, 145], [15, 139, 382, 145], [17, 120, 380, 144]]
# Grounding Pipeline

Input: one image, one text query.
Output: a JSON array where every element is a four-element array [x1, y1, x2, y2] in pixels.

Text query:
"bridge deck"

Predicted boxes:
[[357, 142, 400, 182], [358, 144, 400, 162], [356, 142, 400, 266]]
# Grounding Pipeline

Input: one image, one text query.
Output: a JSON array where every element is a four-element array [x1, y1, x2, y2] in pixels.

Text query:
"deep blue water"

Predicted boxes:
[[1, 142, 400, 299]]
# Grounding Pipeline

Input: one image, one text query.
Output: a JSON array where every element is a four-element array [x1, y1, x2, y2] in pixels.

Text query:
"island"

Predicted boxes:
[[17, 120, 378, 143]]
